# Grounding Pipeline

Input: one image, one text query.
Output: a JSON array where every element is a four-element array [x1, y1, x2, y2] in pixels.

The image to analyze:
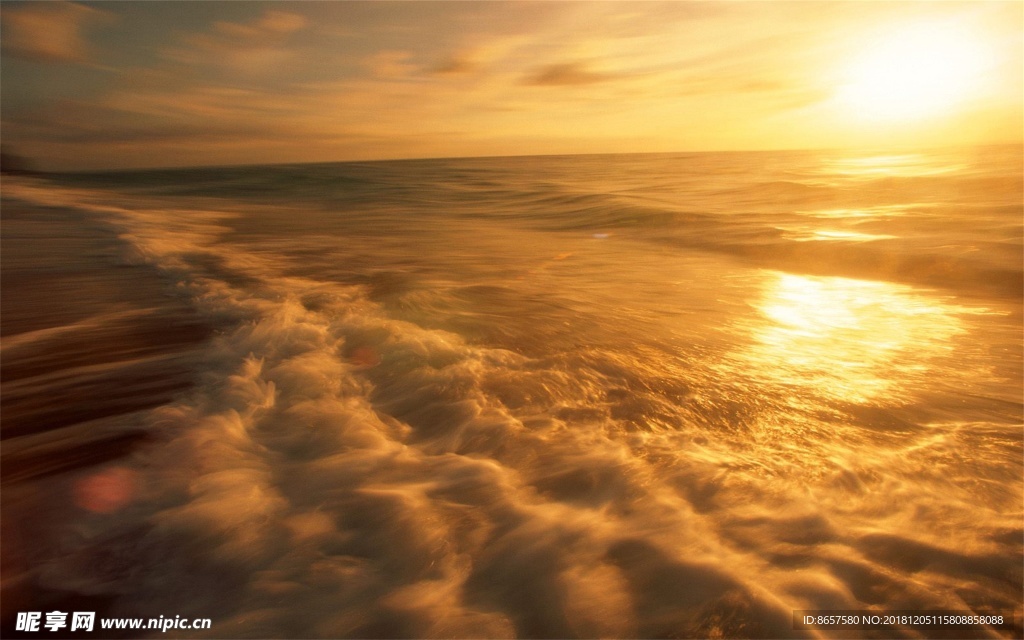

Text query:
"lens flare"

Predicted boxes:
[[73, 467, 139, 514]]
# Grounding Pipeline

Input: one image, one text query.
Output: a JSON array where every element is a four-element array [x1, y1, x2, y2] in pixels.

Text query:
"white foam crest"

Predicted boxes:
[[13, 186, 540, 631], [13, 178, 1019, 637]]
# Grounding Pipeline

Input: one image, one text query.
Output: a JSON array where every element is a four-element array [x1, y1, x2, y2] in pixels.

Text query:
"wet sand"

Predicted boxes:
[[1, 195, 214, 636]]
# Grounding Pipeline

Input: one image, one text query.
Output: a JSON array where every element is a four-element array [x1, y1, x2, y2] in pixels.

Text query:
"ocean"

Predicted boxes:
[[2, 146, 1022, 638]]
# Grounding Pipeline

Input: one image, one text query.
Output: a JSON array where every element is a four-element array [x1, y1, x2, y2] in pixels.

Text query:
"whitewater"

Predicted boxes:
[[1, 147, 1021, 638]]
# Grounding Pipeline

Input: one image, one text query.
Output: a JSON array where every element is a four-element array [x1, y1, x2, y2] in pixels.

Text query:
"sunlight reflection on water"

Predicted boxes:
[[799, 204, 928, 218], [739, 271, 966, 405], [821, 153, 967, 178], [788, 229, 897, 242]]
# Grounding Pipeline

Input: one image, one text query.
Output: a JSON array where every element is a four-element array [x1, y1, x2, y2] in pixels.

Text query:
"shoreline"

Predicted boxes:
[[1, 195, 215, 635]]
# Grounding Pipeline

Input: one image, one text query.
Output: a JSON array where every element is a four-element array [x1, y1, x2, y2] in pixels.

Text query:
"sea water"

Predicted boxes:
[[2, 146, 1021, 638]]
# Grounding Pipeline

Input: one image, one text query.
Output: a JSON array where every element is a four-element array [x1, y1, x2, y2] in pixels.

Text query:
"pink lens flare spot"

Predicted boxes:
[[349, 346, 381, 367], [73, 467, 139, 514]]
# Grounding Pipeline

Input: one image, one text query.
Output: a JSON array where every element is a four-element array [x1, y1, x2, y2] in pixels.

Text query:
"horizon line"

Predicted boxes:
[[37, 140, 1022, 175]]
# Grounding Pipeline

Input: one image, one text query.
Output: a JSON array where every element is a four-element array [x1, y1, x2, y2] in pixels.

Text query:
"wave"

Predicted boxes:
[[3, 171, 1021, 638], [662, 234, 1024, 299]]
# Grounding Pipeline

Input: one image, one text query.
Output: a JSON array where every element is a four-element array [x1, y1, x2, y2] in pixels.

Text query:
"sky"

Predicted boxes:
[[1, 1, 1021, 171]]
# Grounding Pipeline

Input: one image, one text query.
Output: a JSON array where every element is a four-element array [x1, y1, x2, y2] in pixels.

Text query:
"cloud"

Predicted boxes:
[[523, 62, 625, 87], [1, 1, 113, 65], [362, 50, 419, 79], [6, 0, 1018, 171], [431, 54, 477, 76], [213, 10, 307, 39], [427, 36, 532, 77], [162, 9, 308, 76], [6, 74, 456, 156]]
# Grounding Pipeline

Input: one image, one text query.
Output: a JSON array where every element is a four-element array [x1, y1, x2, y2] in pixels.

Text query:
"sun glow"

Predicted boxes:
[[835, 22, 991, 122]]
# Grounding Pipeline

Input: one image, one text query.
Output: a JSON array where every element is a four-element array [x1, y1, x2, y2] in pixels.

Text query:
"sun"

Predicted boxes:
[[834, 21, 991, 122]]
